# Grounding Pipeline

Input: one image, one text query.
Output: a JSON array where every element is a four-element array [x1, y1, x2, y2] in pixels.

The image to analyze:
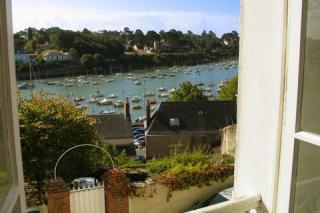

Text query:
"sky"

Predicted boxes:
[[12, 0, 239, 36]]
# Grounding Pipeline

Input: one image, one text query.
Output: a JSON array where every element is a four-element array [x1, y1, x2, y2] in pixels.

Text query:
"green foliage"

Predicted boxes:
[[50, 30, 76, 51], [156, 162, 234, 200], [149, 152, 234, 200], [111, 151, 234, 200], [169, 81, 208, 101], [24, 40, 37, 53], [80, 54, 95, 69], [218, 77, 238, 101], [146, 151, 229, 175], [93, 53, 105, 67], [15, 60, 64, 73], [27, 27, 33, 41], [14, 27, 239, 75], [18, 92, 101, 202]]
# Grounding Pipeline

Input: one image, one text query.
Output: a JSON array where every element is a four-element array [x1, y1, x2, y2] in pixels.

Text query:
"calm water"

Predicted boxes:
[[18, 61, 238, 122]]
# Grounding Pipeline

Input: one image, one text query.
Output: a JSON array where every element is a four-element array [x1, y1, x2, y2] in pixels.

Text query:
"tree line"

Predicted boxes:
[[14, 27, 239, 74]]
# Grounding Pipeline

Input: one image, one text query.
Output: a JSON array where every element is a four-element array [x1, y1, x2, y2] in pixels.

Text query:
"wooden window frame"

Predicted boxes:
[[0, 0, 26, 212], [276, 0, 320, 212]]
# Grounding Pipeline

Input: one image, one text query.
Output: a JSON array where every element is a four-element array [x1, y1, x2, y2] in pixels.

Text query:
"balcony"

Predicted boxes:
[[186, 194, 262, 213]]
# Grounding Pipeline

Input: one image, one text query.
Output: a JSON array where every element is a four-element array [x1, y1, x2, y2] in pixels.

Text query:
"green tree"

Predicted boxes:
[[146, 30, 160, 46], [80, 54, 94, 70], [50, 30, 75, 51], [93, 53, 105, 67], [218, 77, 238, 101], [14, 35, 27, 53], [18, 93, 100, 202], [24, 40, 36, 53], [170, 81, 208, 101], [69, 48, 79, 63], [133, 29, 145, 49], [27, 27, 34, 41]]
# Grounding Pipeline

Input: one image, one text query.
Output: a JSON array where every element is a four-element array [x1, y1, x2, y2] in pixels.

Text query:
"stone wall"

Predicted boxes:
[[221, 124, 237, 156]]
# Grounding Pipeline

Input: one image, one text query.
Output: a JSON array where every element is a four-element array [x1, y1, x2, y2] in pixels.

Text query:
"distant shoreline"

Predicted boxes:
[[16, 57, 238, 81]]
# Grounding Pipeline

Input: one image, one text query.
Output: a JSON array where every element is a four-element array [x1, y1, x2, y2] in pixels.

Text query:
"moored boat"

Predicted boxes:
[[18, 82, 35, 90], [88, 97, 101, 104], [105, 78, 115, 82], [159, 93, 169, 98], [91, 90, 104, 98], [74, 96, 85, 102], [114, 100, 124, 107], [134, 81, 142, 85], [108, 94, 117, 99], [169, 88, 176, 93], [76, 104, 88, 110], [131, 104, 142, 110], [131, 96, 141, 102], [144, 92, 155, 97], [149, 98, 157, 105], [98, 98, 113, 105], [99, 109, 116, 115]]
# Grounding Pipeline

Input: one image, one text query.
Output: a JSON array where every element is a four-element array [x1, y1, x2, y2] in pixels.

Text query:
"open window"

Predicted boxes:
[[277, 0, 320, 212], [0, 0, 26, 212]]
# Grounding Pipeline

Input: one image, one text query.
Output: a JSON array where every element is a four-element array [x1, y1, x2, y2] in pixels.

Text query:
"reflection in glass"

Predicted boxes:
[[300, 0, 320, 134], [294, 140, 320, 212]]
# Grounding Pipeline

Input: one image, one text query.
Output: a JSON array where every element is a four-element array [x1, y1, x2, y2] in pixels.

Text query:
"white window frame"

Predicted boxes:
[[0, 0, 26, 212], [276, 0, 320, 212]]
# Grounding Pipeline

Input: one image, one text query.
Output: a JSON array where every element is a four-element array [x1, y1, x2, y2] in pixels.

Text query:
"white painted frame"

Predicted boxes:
[[0, 0, 26, 212], [276, 0, 320, 212]]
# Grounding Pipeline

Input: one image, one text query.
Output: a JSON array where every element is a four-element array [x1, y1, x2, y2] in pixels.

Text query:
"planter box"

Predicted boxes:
[[129, 176, 234, 213]]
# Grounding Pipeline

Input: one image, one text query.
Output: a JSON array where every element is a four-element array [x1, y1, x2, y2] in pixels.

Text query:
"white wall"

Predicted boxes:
[[234, 0, 287, 212], [129, 177, 233, 213]]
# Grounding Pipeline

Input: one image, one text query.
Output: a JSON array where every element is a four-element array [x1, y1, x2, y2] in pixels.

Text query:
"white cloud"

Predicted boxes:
[[12, 6, 239, 36]]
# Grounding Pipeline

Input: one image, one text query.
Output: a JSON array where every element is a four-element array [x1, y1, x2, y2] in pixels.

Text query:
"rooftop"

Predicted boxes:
[[147, 101, 236, 135], [90, 114, 133, 139]]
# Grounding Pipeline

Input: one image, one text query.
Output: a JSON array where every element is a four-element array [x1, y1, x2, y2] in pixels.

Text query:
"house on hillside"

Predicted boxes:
[[15, 53, 37, 63], [144, 101, 236, 158], [41, 50, 71, 61]]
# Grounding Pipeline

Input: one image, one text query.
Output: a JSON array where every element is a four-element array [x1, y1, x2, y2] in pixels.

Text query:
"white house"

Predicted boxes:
[[41, 50, 71, 61], [15, 53, 37, 63]]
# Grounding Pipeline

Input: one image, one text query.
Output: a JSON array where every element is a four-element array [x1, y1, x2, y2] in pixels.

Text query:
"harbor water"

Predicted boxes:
[[18, 61, 238, 122]]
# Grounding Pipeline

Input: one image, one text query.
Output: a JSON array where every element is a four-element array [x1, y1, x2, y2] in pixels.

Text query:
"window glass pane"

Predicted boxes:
[[294, 140, 320, 212], [0, 31, 12, 205], [300, 0, 320, 134]]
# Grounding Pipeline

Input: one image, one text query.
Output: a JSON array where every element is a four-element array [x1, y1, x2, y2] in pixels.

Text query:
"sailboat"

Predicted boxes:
[[207, 69, 215, 87], [18, 62, 35, 90]]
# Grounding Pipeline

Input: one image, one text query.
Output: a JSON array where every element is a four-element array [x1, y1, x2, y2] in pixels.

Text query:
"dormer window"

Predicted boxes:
[[170, 118, 180, 126]]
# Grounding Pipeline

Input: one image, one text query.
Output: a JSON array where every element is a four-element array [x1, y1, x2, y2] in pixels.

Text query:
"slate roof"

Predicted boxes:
[[147, 101, 236, 135], [90, 114, 133, 139]]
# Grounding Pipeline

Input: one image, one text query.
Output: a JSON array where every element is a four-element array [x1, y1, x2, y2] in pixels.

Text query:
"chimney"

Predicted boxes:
[[146, 100, 151, 127], [124, 97, 131, 122]]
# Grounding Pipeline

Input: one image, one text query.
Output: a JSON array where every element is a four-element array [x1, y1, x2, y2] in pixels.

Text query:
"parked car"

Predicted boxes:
[[71, 177, 97, 188]]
